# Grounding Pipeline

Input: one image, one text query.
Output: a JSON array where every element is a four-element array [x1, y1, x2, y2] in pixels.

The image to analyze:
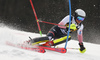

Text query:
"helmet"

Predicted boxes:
[[75, 9, 86, 18]]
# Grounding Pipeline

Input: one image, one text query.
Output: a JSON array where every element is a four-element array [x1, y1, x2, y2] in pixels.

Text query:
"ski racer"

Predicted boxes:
[[28, 9, 86, 53]]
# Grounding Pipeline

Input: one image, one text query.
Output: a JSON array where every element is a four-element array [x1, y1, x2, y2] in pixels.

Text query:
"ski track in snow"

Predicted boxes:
[[0, 27, 100, 60]]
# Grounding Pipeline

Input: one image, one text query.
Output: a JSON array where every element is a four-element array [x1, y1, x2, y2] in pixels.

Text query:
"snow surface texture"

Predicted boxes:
[[0, 26, 100, 60]]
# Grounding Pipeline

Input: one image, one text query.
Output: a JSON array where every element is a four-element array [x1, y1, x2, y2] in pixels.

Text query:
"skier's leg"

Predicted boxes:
[[30, 36, 49, 45], [53, 36, 71, 46], [28, 26, 57, 45], [42, 25, 72, 47], [41, 36, 71, 47]]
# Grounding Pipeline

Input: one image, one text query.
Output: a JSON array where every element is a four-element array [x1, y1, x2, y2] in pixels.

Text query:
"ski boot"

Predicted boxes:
[[42, 41, 54, 47]]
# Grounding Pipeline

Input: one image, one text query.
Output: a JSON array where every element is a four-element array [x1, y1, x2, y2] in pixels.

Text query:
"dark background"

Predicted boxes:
[[0, 0, 100, 44]]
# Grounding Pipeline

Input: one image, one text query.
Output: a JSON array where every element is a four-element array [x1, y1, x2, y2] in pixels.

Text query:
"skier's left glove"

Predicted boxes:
[[79, 43, 86, 53]]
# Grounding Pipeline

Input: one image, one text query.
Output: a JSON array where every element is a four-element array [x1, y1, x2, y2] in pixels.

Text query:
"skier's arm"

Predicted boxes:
[[58, 15, 69, 29], [77, 30, 83, 43], [77, 24, 86, 53], [77, 24, 84, 43]]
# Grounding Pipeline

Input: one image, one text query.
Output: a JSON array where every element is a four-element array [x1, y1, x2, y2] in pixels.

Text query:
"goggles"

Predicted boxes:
[[77, 16, 84, 21]]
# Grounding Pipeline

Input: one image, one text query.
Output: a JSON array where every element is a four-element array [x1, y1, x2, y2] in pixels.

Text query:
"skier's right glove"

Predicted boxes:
[[79, 43, 86, 53], [66, 24, 77, 32]]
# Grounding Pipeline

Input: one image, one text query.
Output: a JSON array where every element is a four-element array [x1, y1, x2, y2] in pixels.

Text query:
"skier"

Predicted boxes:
[[28, 9, 86, 53]]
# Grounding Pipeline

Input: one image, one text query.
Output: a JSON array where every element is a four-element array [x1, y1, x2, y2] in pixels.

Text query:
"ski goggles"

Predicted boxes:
[[77, 16, 84, 21]]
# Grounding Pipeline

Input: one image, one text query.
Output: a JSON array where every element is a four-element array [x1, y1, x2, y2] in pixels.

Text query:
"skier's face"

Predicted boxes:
[[76, 19, 82, 24], [76, 16, 84, 24]]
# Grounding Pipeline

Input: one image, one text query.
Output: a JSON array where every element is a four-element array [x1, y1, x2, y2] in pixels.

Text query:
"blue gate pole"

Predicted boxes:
[[64, 0, 71, 49]]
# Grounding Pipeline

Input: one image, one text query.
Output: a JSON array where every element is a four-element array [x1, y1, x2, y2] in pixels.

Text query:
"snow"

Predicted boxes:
[[0, 26, 100, 60]]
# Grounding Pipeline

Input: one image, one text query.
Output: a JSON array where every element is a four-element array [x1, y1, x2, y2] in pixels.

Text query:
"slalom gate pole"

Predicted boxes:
[[64, 0, 71, 49], [29, 0, 42, 36]]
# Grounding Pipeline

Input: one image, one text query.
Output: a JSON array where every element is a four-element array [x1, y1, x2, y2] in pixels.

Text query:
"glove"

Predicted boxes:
[[66, 24, 77, 32], [67, 24, 76, 29], [79, 43, 86, 53]]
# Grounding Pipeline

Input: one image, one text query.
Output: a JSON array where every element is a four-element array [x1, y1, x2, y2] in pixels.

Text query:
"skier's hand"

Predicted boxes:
[[79, 43, 86, 53], [67, 24, 76, 29], [79, 47, 86, 53], [66, 24, 77, 32]]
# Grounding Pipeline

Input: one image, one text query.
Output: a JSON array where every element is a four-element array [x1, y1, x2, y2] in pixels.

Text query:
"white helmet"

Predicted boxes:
[[75, 9, 86, 18]]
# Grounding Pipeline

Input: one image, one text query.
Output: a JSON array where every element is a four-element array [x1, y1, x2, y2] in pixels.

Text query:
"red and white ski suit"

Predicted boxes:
[[58, 15, 84, 43]]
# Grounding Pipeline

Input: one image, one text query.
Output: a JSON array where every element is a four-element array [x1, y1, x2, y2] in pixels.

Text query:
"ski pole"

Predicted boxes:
[[39, 20, 66, 27], [57, 46, 79, 50], [29, 0, 42, 36], [66, 47, 79, 50]]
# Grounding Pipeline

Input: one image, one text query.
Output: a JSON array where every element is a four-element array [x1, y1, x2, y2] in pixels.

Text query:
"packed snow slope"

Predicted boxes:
[[0, 26, 100, 60]]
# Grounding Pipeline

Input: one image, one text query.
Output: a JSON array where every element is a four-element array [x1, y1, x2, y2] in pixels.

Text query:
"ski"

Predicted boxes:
[[37, 46, 66, 53], [6, 41, 45, 53], [6, 41, 66, 53]]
